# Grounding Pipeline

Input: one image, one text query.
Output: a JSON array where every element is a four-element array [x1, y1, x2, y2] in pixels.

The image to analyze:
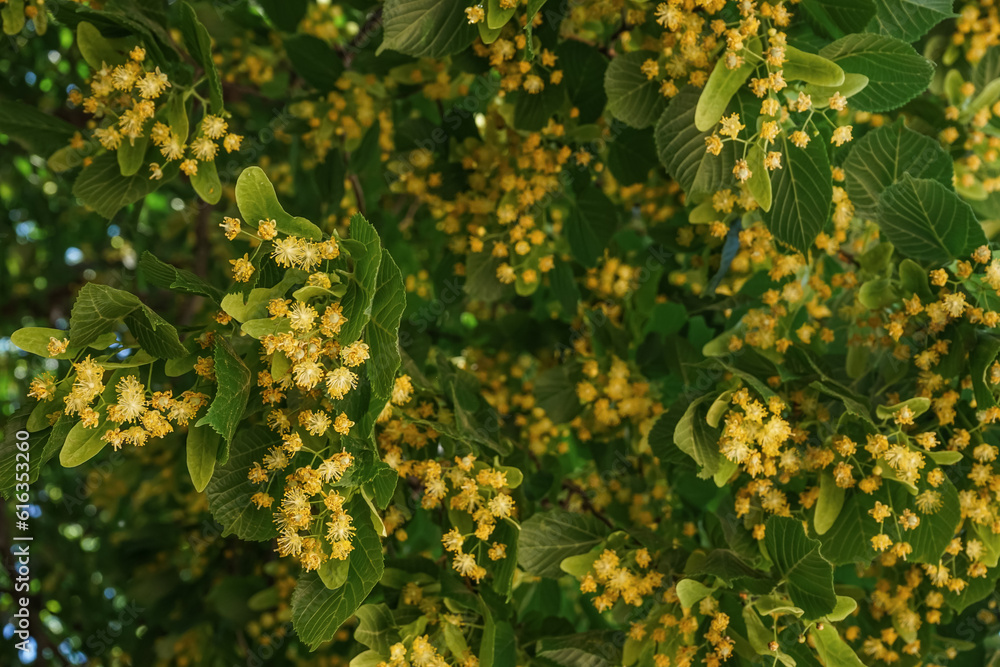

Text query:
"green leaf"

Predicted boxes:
[[974, 46, 1000, 91], [178, 2, 223, 111], [206, 427, 282, 540], [811, 624, 865, 666], [362, 250, 406, 422], [487, 0, 515, 29], [1, 411, 69, 498], [11, 327, 110, 359], [69, 283, 186, 358], [235, 167, 323, 241], [291, 496, 384, 650], [139, 251, 224, 302], [196, 337, 252, 443], [971, 336, 1000, 410], [695, 38, 761, 131], [2, 0, 25, 35], [655, 86, 736, 198], [819, 34, 934, 112], [743, 606, 795, 666], [464, 251, 513, 303], [116, 129, 149, 177], [0, 100, 76, 155], [814, 470, 845, 536], [761, 129, 832, 253], [510, 85, 568, 132], [859, 278, 896, 309], [190, 158, 223, 204], [319, 558, 350, 590], [537, 632, 617, 667], [876, 175, 987, 263], [676, 579, 715, 608], [764, 516, 837, 619], [560, 550, 600, 577], [781, 44, 845, 85], [186, 423, 221, 493], [895, 476, 961, 563], [283, 35, 345, 92], [826, 595, 858, 621], [754, 595, 804, 617], [605, 51, 669, 129], [872, 0, 956, 43], [378, 0, 478, 59], [355, 604, 401, 656], [567, 187, 619, 267], [73, 153, 173, 220], [59, 419, 109, 468], [801, 72, 871, 107], [557, 41, 608, 124], [534, 364, 584, 424], [875, 397, 930, 420], [491, 518, 519, 598], [673, 394, 722, 479], [368, 463, 398, 510], [606, 126, 658, 186], [801, 0, 877, 38], [518, 509, 609, 578], [819, 489, 883, 564], [77, 21, 127, 68], [479, 599, 516, 667], [844, 118, 953, 218], [338, 213, 383, 345]]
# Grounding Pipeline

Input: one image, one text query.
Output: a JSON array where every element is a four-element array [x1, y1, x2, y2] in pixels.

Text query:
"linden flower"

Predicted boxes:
[[719, 113, 744, 138], [230, 253, 255, 282], [180, 159, 198, 176], [732, 159, 752, 183], [136, 68, 170, 99], [326, 367, 359, 400], [452, 552, 485, 581], [442, 528, 464, 553], [318, 452, 353, 482], [341, 341, 370, 367], [190, 136, 218, 162], [257, 219, 277, 240], [303, 410, 331, 436], [392, 375, 413, 405], [321, 303, 347, 337], [47, 337, 69, 356], [148, 163, 163, 180], [790, 130, 810, 148], [326, 514, 355, 543], [464, 5, 484, 23], [272, 237, 304, 267], [496, 263, 516, 284], [201, 115, 228, 140], [28, 374, 56, 401], [523, 75, 545, 94], [705, 134, 723, 155], [872, 534, 893, 551], [223, 134, 243, 153], [333, 412, 355, 435], [288, 302, 318, 332], [107, 376, 147, 424], [220, 216, 241, 240], [831, 125, 853, 146]]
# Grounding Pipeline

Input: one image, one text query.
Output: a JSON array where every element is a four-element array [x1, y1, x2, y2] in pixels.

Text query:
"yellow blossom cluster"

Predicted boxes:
[[72, 46, 243, 180]]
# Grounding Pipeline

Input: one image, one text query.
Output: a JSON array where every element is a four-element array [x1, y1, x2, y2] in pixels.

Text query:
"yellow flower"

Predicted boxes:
[[333, 412, 355, 435], [47, 337, 69, 356], [220, 216, 241, 241], [230, 253, 255, 282]]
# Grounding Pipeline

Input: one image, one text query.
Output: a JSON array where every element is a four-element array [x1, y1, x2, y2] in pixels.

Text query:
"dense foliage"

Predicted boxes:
[[4, 0, 1000, 665]]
